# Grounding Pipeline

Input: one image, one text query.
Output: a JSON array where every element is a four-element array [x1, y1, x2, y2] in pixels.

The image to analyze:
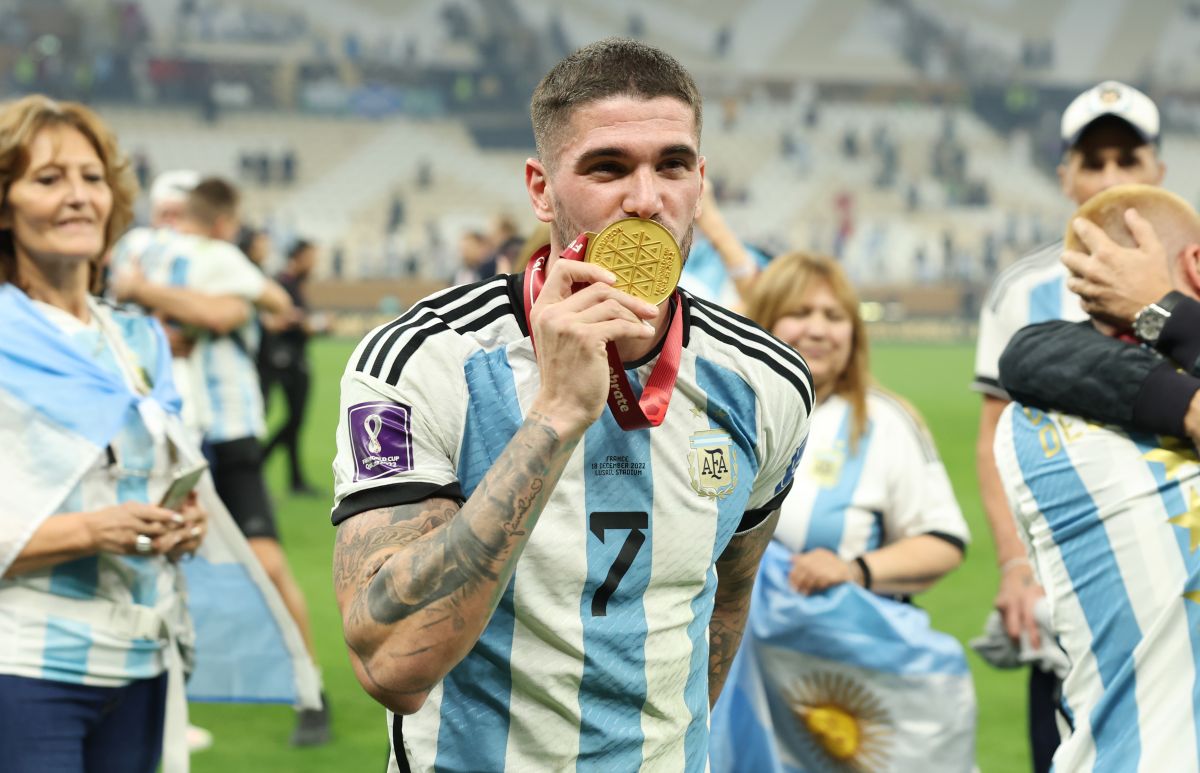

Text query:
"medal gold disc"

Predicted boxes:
[[585, 218, 682, 306]]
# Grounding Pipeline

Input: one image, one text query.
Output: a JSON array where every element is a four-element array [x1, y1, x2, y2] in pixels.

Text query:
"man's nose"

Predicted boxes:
[[621, 167, 663, 220], [1101, 161, 1130, 189]]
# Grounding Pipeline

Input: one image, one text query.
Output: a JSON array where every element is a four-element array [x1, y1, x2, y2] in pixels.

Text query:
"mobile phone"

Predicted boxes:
[[159, 462, 208, 511]]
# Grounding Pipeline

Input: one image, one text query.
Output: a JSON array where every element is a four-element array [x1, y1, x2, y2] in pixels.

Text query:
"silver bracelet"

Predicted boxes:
[[999, 556, 1031, 574]]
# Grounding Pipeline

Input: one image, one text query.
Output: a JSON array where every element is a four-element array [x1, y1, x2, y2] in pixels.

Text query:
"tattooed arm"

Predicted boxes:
[[334, 258, 658, 715], [708, 510, 780, 707], [333, 410, 580, 715]]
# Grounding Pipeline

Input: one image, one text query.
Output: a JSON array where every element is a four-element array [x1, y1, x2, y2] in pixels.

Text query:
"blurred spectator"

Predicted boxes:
[[280, 146, 297, 185], [387, 191, 406, 234], [261, 240, 322, 496], [487, 214, 523, 274], [238, 226, 273, 270], [453, 230, 494, 285], [133, 148, 153, 191]]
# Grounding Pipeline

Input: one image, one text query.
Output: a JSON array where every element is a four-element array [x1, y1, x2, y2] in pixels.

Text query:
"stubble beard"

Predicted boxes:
[[549, 198, 694, 267]]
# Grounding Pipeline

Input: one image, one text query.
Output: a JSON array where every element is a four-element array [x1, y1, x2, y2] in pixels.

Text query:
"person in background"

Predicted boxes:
[[993, 185, 1200, 771], [486, 213, 523, 275], [679, 184, 768, 312], [237, 225, 272, 271], [452, 229, 496, 285], [110, 179, 330, 746], [261, 239, 323, 495], [147, 169, 200, 230], [711, 252, 973, 772], [972, 80, 1165, 771], [0, 94, 206, 773]]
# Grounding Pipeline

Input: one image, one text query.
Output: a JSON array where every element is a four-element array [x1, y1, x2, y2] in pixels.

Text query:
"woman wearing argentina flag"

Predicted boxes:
[[0, 95, 212, 773], [710, 252, 976, 773]]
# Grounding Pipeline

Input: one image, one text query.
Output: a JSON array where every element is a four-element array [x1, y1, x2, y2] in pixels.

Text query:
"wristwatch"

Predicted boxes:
[[1133, 291, 1184, 345]]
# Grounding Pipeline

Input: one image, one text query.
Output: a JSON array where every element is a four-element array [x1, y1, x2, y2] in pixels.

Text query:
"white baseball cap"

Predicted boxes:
[[1061, 80, 1160, 151], [148, 169, 200, 205]]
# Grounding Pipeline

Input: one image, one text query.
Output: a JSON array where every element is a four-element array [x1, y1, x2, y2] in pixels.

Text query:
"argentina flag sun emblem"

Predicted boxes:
[[688, 428, 738, 499]]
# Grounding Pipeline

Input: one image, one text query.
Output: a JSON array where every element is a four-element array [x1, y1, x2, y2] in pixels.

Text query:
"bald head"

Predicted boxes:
[[1066, 184, 1200, 265]]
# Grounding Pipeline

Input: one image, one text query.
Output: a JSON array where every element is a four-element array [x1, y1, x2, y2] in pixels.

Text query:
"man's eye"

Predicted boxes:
[[36, 175, 59, 185]]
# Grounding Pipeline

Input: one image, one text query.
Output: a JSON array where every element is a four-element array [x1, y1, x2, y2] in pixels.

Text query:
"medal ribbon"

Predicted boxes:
[[522, 234, 684, 430]]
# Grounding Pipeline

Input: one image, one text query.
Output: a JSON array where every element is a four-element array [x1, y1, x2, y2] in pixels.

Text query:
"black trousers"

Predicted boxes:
[[1029, 665, 1062, 773], [262, 358, 311, 489]]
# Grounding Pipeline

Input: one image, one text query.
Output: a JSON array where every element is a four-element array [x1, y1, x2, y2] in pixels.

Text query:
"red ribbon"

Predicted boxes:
[[522, 235, 683, 430]]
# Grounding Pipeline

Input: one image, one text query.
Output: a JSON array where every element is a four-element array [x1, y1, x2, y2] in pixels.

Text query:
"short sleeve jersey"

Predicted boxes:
[[331, 274, 812, 773], [974, 240, 1088, 398], [0, 300, 186, 686], [995, 404, 1200, 772], [772, 389, 969, 561], [111, 227, 267, 442]]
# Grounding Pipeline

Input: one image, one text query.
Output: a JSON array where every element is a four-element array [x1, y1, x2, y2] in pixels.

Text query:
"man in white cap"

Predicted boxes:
[[972, 80, 1165, 772], [148, 169, 201, 229]]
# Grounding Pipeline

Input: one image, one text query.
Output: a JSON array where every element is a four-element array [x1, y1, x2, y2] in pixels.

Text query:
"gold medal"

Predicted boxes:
[[584, 218, 682, 306]]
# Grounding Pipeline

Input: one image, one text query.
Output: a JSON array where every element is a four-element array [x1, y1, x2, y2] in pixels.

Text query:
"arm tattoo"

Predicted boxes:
[[708, 510, 780, 706], [334, 410, 577, 665]]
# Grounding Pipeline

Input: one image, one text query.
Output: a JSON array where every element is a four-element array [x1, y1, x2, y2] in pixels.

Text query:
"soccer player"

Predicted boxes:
[[111, 179, 331, 746], [993, 185, 1200, 771], [331, 38, 812, 772], [972, 80, 1165, 769]]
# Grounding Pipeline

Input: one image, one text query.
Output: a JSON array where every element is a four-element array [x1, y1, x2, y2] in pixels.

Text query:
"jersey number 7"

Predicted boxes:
[[589, 511, 648, 617]]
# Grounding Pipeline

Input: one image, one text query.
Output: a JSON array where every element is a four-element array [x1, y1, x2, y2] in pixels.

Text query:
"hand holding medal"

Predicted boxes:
[[524, 218, 685, 432]]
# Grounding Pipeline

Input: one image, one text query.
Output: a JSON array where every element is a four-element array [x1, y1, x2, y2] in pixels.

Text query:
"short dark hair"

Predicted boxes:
[[186, 177, 239, 226], [530, 38, 702, 166], [287, 238, 313, 260]]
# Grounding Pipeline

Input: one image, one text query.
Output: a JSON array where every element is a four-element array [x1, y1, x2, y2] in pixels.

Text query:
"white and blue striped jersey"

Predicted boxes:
[[772, 390, 969, 560], [111, 227, 267, 442], [995, 403, 1200, 773], [0, 301, 187, 686], [331, 275, 812, 773], [974, 240, 1088, 398]]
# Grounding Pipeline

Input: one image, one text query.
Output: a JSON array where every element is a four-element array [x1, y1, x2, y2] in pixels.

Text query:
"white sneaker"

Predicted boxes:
[[187, 723, 214, 753]]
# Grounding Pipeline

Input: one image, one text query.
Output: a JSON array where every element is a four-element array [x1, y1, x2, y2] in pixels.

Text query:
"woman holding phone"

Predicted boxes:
[[0, 95, 207, 772]]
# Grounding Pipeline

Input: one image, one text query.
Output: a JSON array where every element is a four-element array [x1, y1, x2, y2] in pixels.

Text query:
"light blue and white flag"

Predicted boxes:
[[710, 540, 976, 773], [0, 284, 319, 710]]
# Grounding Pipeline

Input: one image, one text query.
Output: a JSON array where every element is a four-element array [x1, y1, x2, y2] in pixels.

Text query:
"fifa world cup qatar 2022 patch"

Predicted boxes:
[[348, 401, 414, 481]]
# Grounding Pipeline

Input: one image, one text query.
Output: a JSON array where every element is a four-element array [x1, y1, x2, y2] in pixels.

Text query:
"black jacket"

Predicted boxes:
[[998, 297, 1200, 437]]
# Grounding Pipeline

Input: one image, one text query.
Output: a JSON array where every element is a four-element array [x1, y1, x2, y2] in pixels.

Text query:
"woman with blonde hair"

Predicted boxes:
[[0, 95, 206, 772], [710, 252, 975, 772]]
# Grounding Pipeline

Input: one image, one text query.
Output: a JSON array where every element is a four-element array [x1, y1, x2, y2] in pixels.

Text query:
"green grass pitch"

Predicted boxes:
[[187, 338, 1028, 773]]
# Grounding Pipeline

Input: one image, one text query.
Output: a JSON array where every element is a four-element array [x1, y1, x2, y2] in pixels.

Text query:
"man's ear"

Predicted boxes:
[[525, 158, 554, 225], [1057, 163, 1069, 198], [1179, 243, 1200, 297]]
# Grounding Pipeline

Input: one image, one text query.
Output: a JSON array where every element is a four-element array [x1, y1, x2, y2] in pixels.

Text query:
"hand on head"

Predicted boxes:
[[1063, 208, 1171, 327]]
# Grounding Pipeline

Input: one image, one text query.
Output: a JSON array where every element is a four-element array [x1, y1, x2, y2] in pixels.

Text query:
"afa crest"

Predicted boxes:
[[688, 429, 739, 500], [809, 444, 845, 488]]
